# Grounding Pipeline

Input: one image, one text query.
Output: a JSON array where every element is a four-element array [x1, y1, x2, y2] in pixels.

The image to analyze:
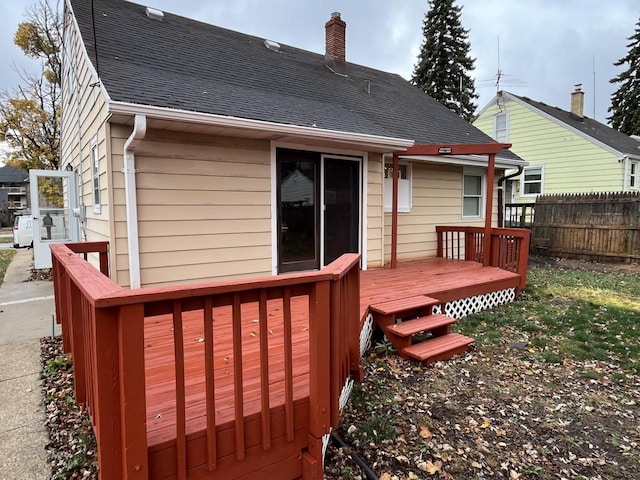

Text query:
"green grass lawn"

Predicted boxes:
[[456, 265, 640, 375], [0, 236, 14, 243], [0, 250, 17, 285]]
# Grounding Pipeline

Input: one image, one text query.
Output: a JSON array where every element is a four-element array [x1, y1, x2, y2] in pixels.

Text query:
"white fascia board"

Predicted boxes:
[[65, 0, 111, 102], [107, 101, 415, 151], [503, 92, 623, 158], [398, 153, 528, 169]]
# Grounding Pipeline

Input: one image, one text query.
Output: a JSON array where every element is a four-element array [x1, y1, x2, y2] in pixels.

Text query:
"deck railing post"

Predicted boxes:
[[436, 226, 444, 257], [117, 304, 148, 479], [92, 307, 124, 480], [517, 229, 531, 292], [303, 280, 331, 480], [490, 231, 501, 268]]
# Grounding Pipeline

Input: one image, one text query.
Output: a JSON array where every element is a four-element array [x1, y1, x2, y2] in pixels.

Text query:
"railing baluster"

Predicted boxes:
[[204, 296, 217, 471], [172, 301, 187, 480], [283, 288, 295, 442], [258, 290, 271, 450], [232, 293, 245, 460]]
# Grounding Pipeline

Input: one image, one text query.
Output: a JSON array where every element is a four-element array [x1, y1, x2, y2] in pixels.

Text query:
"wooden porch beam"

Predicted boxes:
[[391, 152, 399, 269], [483, 153, 496, 267], [400, 142, 511, 156]]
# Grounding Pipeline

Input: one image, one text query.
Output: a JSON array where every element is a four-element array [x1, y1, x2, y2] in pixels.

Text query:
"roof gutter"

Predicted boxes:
[[123, 114, 146, 289], [497, 166, 524, 227], [107, 101, 415, 152]]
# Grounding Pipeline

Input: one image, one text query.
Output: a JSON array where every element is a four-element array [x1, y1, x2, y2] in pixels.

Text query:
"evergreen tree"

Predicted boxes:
[[411, 0, 478, 121], [608, 15, 640, 135]]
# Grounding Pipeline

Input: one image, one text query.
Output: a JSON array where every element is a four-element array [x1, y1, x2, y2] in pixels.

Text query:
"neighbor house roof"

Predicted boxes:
[[510, 92, 640, 158], [68, 0, 520, 160], [0, 165, 28, 184]]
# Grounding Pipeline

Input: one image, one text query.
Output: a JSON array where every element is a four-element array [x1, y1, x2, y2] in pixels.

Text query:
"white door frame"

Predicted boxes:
[[29, 169, 80, 269]]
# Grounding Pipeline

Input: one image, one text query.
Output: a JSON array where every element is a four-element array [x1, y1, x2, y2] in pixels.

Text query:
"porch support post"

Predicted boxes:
[[391, 153, 399, 269], [483, 153, 496, 266]]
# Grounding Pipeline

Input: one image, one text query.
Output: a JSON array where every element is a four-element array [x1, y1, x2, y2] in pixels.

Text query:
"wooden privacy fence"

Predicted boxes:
[[51, 242, 362, 480], [436, 226, 531, 291], [532, 192, 640, 263]]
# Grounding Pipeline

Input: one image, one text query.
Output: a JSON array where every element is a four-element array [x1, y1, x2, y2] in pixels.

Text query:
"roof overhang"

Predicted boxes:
[[395, 142, 526, 169], [107, 101, 415, 153]]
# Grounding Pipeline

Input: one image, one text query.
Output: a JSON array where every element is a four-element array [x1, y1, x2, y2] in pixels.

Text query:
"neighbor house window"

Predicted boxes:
[[521, 166, 544, 196], [91, 137, 101, 213], [494, 112, 508, 143], [462, 169, 485, 218], [630, 161, 638, 190], [383, 162, 412, 212]]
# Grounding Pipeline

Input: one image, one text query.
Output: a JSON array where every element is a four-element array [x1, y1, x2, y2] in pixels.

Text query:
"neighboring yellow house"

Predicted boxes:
[[474, 87, 640, 207], [61, 0, 525, 288]]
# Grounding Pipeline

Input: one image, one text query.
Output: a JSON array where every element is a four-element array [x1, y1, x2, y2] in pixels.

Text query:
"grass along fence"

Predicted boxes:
[[532, 192, 640, 263]]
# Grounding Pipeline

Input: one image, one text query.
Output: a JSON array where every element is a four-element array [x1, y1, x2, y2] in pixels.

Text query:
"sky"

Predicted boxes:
[[1, 0, 639, 128]]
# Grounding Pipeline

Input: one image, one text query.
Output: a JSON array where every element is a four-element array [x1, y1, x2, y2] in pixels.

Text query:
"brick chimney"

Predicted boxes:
[[570, 84, 584, 119], [325, 12, 346, 64]]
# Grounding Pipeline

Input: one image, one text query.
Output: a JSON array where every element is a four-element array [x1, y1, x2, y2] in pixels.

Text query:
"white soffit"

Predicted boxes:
[[399, 154, 528, 169]]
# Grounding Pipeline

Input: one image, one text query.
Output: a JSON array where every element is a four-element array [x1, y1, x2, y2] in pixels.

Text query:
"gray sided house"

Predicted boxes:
[[62, 0, 525, 288]]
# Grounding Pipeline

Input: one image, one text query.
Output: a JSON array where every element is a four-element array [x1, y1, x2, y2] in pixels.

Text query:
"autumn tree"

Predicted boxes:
[[608, 15, 640, 135], [0, 0, 61, 170], [412, 0, 478, 121]]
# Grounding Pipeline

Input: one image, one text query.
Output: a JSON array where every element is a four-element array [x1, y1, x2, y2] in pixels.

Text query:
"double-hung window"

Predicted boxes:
[[494, 112, 508, 143], [91, 137, 101, 213], [462, 169, 485, 218], [383, 162, 412, 212], [630, 161, 638, 190], [521, 166, 543, 197]]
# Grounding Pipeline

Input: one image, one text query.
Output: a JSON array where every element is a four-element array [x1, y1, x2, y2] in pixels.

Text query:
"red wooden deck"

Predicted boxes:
[[51, 227, 530, 480]]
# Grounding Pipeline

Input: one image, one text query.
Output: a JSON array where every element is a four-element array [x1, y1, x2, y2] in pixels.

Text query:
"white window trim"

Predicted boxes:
[[630, 160, 639, 190], [383, 159, 412, 213], [462, 167, 486, 219], [493, 112, 509, 143], [91, 137, 101, 214], [520, 165, 545, 198]]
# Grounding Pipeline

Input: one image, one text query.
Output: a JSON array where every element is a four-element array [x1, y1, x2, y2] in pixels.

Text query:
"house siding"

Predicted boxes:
[[474, 98, 624, 201], [112, 129, 273, 287], [367, 154, 384, 268], [383, 162, 498, 263], [61, 8, 111, 270]]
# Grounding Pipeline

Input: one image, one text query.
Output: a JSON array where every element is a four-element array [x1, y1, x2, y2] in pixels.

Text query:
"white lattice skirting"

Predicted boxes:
[[432, 287, 516, 319]]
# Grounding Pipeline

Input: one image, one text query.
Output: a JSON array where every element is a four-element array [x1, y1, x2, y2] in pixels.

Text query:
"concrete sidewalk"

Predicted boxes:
[[0, 248, 55, 480]]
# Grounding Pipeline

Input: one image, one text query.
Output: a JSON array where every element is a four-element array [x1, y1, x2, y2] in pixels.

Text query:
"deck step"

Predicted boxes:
[[401, 333, 475, 365], [386, 314, 457, 338], [369, 295, 440, 316]]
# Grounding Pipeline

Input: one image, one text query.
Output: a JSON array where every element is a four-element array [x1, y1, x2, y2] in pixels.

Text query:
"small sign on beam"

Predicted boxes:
[[438, 147, 452, 154]]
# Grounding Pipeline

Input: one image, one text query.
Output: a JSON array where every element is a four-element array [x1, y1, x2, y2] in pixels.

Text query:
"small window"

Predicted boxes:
[[494, 112, 508, 143], [383, 162, 412, 212], [462, 170, 485, 218], [91, 138, 101, 213], [521, 166, 543, 196], [630, 161, 638, 190]]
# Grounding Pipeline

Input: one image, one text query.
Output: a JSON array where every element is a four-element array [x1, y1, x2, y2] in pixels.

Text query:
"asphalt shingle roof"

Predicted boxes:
[[70, 0, 507, 148], [0, 165, 28, 184], [512, 93, 640, 157]]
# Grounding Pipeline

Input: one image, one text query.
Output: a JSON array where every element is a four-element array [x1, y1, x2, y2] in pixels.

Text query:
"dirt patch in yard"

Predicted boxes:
[[325, 348, 640, 479], [528, 254, 640, 274]]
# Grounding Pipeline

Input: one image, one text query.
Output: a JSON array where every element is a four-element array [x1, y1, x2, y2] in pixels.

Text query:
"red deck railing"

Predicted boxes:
[[436, 226, 531, 291], [51, 242, 361, 480]]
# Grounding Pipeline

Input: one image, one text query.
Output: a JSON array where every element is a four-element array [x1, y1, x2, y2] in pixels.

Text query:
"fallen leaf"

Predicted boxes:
[[480, 419, 491, 428], [419, 426, 433, 438], [422, 460, 442, 474]]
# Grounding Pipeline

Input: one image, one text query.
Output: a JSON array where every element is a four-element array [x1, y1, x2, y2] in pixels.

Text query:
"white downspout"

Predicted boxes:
[[123, 114, 147, 289]]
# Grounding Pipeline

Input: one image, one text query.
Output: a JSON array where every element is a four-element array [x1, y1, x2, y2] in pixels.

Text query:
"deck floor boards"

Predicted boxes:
[[143, 258, 521, 453]]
